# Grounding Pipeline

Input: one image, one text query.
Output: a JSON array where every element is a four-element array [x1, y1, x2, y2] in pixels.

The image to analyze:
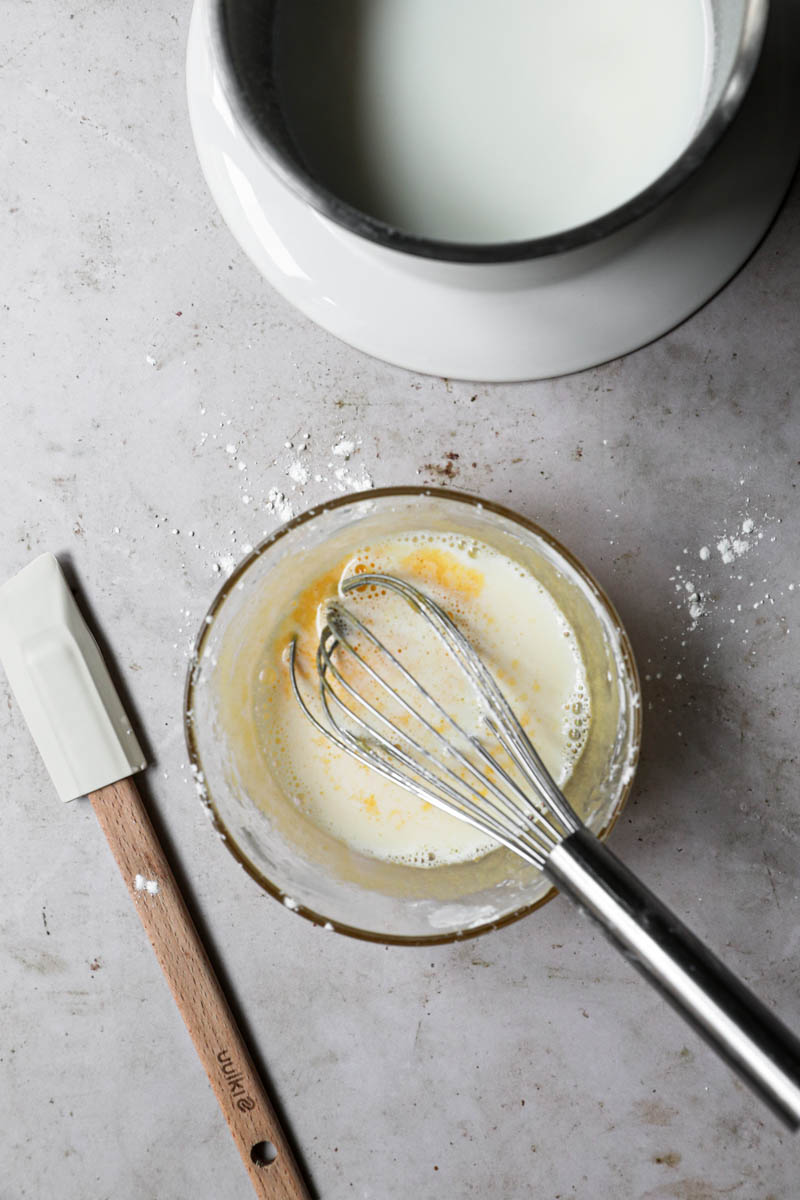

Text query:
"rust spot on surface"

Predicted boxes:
[[422, 452, 460, 481], [653, 1152, 681, 1167]]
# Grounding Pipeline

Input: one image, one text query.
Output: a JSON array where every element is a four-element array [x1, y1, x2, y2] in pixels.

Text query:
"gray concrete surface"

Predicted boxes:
[[2, 3, 800, 1198]]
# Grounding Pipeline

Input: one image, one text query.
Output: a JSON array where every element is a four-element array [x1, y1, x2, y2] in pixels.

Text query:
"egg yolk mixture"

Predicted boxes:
[[254, 531, 589, 867]]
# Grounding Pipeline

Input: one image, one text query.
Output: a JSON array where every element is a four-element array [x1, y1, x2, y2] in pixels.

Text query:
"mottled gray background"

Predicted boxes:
[[2, 3, 800, 1198]]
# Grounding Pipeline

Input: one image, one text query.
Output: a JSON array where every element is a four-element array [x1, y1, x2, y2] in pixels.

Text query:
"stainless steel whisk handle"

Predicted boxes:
[[546, 828, 800, 1130], [299, 574, 800, 1126]]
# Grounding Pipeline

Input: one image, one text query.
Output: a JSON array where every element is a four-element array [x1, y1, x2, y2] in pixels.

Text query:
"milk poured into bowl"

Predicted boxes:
[[276, 0, 714, 244]]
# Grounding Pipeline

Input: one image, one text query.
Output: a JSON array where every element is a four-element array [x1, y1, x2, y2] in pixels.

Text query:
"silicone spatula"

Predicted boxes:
[[0, 553, 311, 1200]]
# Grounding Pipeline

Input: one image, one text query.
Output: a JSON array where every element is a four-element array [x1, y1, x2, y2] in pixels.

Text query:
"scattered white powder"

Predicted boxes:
[[619, 756, 637, 787], [716, 515, 760, 564], [288, 460, 309, 485], [653, 495, 790, 719], [189, 763, 209, 804], [266, 488, 294, 521], [333, 465, 374, 493], [212, 553, 237, 576], [134, 874, 160, 895], [283, 896, 299, 911], [172, 412, 376, 693], [688, 594, 706, 625], [716, 538, 734, 564]]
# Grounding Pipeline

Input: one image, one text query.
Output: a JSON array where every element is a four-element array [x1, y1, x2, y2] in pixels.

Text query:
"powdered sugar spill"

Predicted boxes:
[[644, 493, 793, 728], [165, 408, 382, 763], [266, 488, 294, 521], [288, 460, 309, 485], [716, 514, 761, 564], [333, 464, 374, 493], [205, 424, 371, 574], [283, 432, 373, 496], [212, 553, 237, 576], [168, 416, 379, 683], [668, 508, 777, 635], [134, 874, 160, 895]]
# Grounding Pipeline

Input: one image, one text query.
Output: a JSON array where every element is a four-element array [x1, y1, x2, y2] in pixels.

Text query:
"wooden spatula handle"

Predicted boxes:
[[90, 777, 311, 1200]]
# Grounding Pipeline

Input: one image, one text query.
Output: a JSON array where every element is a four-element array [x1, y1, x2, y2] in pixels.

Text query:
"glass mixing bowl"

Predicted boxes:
[[184, 488, 641, 944]]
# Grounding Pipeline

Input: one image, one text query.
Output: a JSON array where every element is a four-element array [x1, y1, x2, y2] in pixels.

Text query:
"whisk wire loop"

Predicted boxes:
[[340, 573, 581, 834], [318, 608, 562, 847], [287, 573, 584, 865], [290, 640, 550, 864]]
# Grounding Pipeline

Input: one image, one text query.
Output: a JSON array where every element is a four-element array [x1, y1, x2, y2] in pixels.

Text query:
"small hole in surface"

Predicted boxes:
[[251, 1141, 278, 1168]]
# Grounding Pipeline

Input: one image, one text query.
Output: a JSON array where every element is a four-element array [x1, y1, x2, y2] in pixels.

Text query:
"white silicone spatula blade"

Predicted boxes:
[[0, 553, 145, 800]]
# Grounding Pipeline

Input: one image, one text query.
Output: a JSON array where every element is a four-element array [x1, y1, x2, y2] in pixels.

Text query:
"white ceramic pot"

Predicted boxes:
[[186, 1, 800, 380], [206, 0, 767, 262]]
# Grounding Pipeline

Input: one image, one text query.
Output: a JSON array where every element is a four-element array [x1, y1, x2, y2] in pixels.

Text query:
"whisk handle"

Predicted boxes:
[[546, 828, 800, 1130]]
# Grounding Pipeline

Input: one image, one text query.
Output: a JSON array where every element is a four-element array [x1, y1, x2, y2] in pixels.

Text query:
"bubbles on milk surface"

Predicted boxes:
[[258, 529, 591, 867]]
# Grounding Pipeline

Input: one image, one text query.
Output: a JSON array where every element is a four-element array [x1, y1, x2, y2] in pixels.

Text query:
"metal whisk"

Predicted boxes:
[[289, 573, 800, 1129]]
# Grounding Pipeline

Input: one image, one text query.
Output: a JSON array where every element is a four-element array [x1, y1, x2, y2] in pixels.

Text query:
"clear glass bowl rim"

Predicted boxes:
[[184, 485, 643, 946]]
